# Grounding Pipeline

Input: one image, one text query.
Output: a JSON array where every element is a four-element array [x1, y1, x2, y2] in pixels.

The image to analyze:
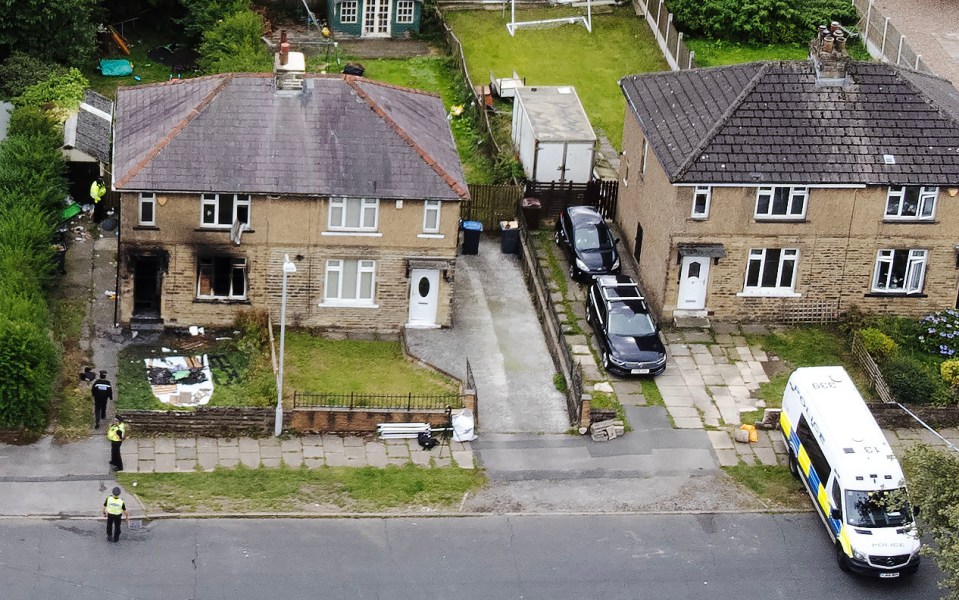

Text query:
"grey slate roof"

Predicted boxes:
[[75, 90, 113, 164], [112, 74, 468, 200], [620, 61, 959, 185]]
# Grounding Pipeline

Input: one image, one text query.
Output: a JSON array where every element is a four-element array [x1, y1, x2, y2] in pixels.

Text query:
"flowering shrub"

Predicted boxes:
[[918, 309, 959, 357], [942, 359, 959, 389]]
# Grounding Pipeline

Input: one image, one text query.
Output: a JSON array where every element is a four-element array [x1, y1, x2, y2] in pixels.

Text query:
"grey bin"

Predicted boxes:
[[500, 220, 520, 254]]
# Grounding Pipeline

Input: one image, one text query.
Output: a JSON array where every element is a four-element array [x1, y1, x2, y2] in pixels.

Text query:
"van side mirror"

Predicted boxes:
[[830, 508, 842, 520]]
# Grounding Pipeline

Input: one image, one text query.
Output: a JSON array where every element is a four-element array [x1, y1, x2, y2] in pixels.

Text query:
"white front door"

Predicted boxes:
[[677, 256, 709, 310], [407, 269, 439, 327], [363, 0, 391, 37]]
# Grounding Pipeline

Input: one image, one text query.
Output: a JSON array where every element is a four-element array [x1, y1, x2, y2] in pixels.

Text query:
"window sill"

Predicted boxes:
[[882, 218, 938, 224], [864, 292, 928, 298], [194, 297, 251, 304], [195, 227, 255, 233], [753, 217, 807, 223], [321, 231, 383, 237], [688, 216, 708, 221], [737, 291, 802, 298], [318, 302, 379, 309], [417, 233, 445, 239], [134, 225, 159, 230]]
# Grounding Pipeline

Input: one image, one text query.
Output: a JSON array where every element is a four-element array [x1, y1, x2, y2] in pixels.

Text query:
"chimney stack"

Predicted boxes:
[[274, 31, 306, 92], [810, 23, 851, 87]]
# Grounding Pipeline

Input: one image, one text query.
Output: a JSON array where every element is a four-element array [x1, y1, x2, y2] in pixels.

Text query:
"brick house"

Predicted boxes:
[[112, 58, 468, 333], [616, 37, 959, 324]]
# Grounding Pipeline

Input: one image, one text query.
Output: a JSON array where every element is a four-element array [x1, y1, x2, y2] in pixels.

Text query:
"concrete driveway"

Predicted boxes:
[[405, 236, 570, 434]]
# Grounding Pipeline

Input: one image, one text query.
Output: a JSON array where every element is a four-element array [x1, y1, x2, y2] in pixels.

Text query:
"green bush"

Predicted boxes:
[[858, 327, 898, 363], [7, 106, 62, 146], [0, 0, 97, 66], [12, 68, 88, 111], [881, 355, 950, 405], [179, 0, 252, 41], [0, 318, 58, 429], [670, 0, 857, 44], [0, 52, 69, 100], [942, 359, 959, 389], [197, 10, 272, 74]]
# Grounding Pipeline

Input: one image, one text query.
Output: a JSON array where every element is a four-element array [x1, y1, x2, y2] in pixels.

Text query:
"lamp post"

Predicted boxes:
[[275, 254, 297, 437]]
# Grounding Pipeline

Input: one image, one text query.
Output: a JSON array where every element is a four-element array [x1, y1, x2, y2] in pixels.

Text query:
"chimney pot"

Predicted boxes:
[[835, 35, 846, 53], [822, 36, 835, 53], [280, 41, 290, 65]]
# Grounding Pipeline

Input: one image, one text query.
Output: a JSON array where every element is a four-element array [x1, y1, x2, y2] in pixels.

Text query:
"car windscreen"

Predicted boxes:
[[607, 309, 656, 336], [845, 489, 913, 528], [573, 225, 613, 251]]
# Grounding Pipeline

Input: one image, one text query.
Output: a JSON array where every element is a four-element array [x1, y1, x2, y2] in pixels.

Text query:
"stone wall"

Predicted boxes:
[[870, 403, 959, 429], [123, 407, 278, 436]]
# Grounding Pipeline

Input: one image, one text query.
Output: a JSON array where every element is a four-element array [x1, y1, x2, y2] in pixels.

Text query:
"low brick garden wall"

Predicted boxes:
[[869, 403, 959, 429], [122, 407, 277, 436]]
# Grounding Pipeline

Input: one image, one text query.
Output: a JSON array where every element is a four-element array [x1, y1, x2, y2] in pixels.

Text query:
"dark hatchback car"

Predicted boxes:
[[555, 206, 621, 280], [587, 275, 667, 376]]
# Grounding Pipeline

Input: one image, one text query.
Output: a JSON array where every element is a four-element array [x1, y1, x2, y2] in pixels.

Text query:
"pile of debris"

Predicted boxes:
[[590, 418, 625, 442]]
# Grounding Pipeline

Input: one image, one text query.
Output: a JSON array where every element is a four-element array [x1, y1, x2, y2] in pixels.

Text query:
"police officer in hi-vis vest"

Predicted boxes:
[[102, 487, 129, 542], [107, 416, 127, 471]]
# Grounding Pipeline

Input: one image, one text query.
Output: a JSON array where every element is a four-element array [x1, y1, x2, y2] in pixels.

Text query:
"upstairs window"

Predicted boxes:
[[885, 186, 937, 220], [197, 257, 247, 299], [743, 248, 799, 294], [873, 249, 926, 294], [329, 198, 378, 231], [138, 193, 156, 226], [201, 194, 250, 228], [691, 186, 711, 219], [340, 0, 358, 23], [423, 200, 441, 233], [755, 186, 807, 220], [396, 0, 415, 23]]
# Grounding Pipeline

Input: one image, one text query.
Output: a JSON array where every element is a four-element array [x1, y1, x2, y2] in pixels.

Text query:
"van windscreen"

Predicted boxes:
[[845, 489, 912, 528]]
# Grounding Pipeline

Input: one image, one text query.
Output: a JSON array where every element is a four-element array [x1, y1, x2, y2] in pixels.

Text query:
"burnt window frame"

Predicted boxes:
[[196, 256, 248, 300]]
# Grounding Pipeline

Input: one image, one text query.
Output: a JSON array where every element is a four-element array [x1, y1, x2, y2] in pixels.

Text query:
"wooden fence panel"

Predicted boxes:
[[526, 180, 618, 221], [461, 184, 524, 230]]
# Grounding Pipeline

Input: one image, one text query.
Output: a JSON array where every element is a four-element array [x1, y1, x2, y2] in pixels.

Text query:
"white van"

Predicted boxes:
[[779, 366, 920, 577]]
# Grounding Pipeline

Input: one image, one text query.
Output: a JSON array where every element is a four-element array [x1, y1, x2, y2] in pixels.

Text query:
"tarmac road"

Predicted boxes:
[[0, 514, 941, 599]]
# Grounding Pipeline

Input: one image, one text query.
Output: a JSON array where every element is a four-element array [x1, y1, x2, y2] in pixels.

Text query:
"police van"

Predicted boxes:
[[779, 366, 920, 577]]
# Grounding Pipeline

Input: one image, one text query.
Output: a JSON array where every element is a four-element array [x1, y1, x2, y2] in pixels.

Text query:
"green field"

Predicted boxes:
[[445, 7, 668, 149]]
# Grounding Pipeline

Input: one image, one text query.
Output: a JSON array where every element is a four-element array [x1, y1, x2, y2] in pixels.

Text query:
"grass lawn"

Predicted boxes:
[[742, 326, 875, 424], [723, 464, 808, 509], [445, 7, 668, 149], [80, 29, 199, 99], [118, 464, 486, 512], [535, 230, 582, 335], [284, 332, 458, 399], [686, 38, 873, 68], [117, 336, 276, 411], [50, 297, 92, 439], [347, 56, 497, 184]]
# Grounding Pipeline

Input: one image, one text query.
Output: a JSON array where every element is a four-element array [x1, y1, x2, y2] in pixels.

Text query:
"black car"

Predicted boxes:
[[586, 275, 667, 376], [555, 206, 621, 280]]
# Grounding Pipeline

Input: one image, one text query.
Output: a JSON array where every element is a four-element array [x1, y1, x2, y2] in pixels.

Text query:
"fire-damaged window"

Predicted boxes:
[[743, 248, 798, 295], [755, 186, 807, 220], [197, 257, 247, 299], [872, 249, 926, 294], [329, 198, 378, 231], [324, 259, 375, 305], [201, 194, 250, 228], [885, 186, 937, 220]]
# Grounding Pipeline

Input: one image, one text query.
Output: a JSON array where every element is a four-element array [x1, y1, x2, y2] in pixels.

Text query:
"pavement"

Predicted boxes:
[[869, 0, 959, 86]]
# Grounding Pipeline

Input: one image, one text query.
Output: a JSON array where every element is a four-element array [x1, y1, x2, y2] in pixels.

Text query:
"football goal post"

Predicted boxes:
[[506, 0, 592, 36]]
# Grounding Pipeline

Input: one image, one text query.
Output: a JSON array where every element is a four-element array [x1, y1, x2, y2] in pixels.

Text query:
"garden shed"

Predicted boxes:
[[327, 0, 423, 38], [511, 86, 596, 184]]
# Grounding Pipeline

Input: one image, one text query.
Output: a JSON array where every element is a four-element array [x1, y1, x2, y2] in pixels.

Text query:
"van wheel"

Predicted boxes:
[[788, 452, 800, 479], [836, 545, 851, 573]]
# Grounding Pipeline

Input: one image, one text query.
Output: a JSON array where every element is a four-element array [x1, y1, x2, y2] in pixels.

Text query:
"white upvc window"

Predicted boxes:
[[329, 197, 378, 231], [138, 192, 156, 226], [691, 185, 711, 219], [196, 257, 247, 299], [201, 193, 250, 228], [340, 0, 358, 23], [755, 186, 808, 219], [423, 200, 441, 233], [873, 249, 927, 294], [396, 0, 414, 23], [620, 152, 630, 187], [324, 259, 376, 305], [743, 248, 799, 295], [885, 186, 937, 220]]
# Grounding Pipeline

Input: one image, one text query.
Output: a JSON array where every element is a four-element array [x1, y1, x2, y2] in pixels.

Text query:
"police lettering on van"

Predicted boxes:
[[779, 366, 920, 578]]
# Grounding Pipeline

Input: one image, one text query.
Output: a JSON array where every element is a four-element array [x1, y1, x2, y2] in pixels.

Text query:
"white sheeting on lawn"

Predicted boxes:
[[144, 355, 214, 406]]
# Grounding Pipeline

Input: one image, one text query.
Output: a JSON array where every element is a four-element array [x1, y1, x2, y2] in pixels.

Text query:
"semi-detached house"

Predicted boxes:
[[112, 56, 468, 333], [617, 35, 959, 323]]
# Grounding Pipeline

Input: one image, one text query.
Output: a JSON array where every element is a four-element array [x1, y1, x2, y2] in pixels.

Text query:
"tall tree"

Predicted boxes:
[[0, 0, 98, 66]]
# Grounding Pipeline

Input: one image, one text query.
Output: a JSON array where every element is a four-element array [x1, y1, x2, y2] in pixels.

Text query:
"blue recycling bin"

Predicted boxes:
[[461, 220, 483, 255]]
